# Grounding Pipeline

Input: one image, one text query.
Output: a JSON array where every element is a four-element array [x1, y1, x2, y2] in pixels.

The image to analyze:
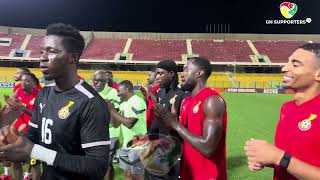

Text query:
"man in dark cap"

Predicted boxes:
[[144, 60, 187, 180]]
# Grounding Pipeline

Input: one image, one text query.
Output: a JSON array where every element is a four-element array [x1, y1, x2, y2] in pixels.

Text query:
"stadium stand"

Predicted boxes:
[[191, 40, 253, 62], [82, 38, 127, 59], [253, 41, 306, 63], [26, 35, 44, 58], [129, 39, 187, 61], [0, 33, 25, 56]]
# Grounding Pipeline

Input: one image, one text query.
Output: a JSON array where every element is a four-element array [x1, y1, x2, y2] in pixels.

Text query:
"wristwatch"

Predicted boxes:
[[279, 152, 292, 169]]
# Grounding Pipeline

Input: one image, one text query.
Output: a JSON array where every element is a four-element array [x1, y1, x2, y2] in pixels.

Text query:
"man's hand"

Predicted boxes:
[[244, 139, 284, 167], [0, 131, 34, 162], [153, 103, 178, 129], [248, 160, 264, 172]]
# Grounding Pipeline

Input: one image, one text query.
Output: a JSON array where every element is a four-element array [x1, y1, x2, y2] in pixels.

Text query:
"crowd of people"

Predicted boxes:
[[0, 23, 319, 180]]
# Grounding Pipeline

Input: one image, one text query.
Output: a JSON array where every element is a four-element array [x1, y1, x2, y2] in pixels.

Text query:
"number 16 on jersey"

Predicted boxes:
[[41, 117, 53, 144]]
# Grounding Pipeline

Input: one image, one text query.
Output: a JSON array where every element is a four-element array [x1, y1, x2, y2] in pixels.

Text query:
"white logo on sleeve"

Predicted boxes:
[[40, 103, 45, 113]]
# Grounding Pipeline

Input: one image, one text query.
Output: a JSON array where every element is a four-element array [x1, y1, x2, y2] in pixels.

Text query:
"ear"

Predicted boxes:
[[68, 53, 78, 65], [196, 70, 205, 79], [315, 68, 320, 82]]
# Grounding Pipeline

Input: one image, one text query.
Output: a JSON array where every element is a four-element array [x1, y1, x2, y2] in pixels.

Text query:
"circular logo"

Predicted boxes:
[[298, 119, 312, 131], [58, 107, 70, 120], [280, 2, 298, 19], [306, 18, 312, 23]]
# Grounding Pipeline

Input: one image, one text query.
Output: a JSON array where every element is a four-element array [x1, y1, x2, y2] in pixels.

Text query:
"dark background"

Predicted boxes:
[[0, 0, 318, 33]]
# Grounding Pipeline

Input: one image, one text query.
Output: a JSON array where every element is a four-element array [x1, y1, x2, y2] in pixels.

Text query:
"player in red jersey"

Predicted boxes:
[[13, 67, 31, 94], [154, 57, 227, 180], [141, 69, 160, 130], [13, 72, 41, 180], [245, 43, 320, 180]]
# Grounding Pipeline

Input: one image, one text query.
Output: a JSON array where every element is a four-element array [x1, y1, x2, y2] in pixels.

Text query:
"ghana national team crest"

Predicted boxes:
[[169, 95, 178, 105], [58, 101, 75, 120], [298, 114, 317, 131], [193, 101, 201, 113]]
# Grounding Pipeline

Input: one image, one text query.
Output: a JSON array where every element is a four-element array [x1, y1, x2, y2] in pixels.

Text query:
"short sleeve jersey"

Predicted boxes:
[[27, 80, 110, 179], [274, 95, 320, 180], [14, 86, 41, 133], [179, 88, 227, 180], [98, 86, 121, 138], [119, 95, 147, 147]]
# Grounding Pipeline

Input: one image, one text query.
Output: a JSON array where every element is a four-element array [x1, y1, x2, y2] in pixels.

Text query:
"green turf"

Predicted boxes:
[[0, 88, 293, 179]]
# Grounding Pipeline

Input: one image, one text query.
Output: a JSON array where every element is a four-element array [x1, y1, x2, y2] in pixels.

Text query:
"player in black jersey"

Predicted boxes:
[[0, 23, 110, 180]]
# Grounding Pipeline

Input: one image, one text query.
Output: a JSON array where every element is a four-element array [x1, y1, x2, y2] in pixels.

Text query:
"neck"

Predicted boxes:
[[191, 80, 206, 96], [54, 70, 79, 92], [125, 93, 134, 101], [294, 85, 320, 105]]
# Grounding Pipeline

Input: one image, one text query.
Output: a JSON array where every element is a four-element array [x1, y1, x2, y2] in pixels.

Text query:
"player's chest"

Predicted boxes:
[[276, 108, 320, 149], [180, 99, 204, 132]]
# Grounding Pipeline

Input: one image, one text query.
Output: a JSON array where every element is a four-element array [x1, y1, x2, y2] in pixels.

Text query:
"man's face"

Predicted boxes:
[[14, 69, 24, 81], [156, 68, 173, 88], [39, 35, 70, 81], [282, 48, 320, 90], [181, 61, 197, 92], [117, 84, 128, 102], [20, 74, 35, 93], [105, 73, 113, 85], [93, 73, 107, 92]]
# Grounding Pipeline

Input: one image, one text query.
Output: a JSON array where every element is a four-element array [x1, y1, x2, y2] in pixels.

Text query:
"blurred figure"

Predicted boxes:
[[13, 67, 31, 94], [105, 71, 119, 90], [140, 69, 160, 130], [107, 80, 147, 180], [12, 72, 41, 180]]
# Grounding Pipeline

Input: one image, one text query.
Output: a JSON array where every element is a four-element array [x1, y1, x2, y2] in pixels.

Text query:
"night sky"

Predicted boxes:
[[0, 0, 319, 34]]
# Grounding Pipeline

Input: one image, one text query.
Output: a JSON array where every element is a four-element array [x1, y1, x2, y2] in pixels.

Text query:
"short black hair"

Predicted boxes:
[[22, 72, 40, 86], [119, 80, 133, 92], [300, 43, 320, 58], [189, 57, 212, 80], [46, 23, 85, 58], [18, 67, 31, 73]]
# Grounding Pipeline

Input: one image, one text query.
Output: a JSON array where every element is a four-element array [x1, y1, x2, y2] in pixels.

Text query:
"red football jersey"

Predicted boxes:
[[112, 83, 119, 90], [274, 95, 320, 180], [179, 88, 227, 180], [14, 87, 41, 133], [146, 85, 160, 129], [13, 83, 21, 94]]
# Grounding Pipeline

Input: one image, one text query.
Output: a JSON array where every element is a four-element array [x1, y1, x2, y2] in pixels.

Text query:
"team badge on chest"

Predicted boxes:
[[193, 101, 201, 113], [298, 114, 317, 131], [58, 101, 74, 120]]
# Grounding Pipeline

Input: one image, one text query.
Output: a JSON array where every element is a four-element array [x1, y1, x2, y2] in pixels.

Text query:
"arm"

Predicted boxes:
[[174, 96, 224, 157], [0, 96, 110, 178], [244, 139, 320, 180], [110, 108, 137, 129], [154, 95, 225, 158]]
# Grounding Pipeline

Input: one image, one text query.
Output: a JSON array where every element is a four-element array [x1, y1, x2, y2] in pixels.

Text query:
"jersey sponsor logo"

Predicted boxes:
[[298, 114, 317, 131], [169, 94, 177, 105], [193, 101, 201, 113], [29, 98, 35, 105], [58, 101, 75, 120]]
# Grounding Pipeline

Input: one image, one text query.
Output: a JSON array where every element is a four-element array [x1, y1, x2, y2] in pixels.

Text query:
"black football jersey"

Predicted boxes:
[[27, 80, 110, 180]]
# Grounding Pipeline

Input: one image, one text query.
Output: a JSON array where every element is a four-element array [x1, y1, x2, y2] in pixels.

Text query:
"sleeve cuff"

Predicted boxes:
[[30, 144, 57, 166]]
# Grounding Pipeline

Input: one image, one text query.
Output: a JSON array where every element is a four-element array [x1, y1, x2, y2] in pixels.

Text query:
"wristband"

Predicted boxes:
[[279, 152, 291, 169], [30, 144, 57, 166]]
